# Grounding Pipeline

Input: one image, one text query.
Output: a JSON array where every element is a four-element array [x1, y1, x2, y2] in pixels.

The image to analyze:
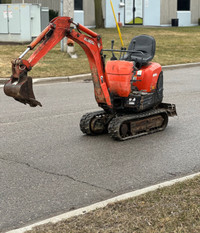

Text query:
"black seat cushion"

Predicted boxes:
[[123, 35, 156, 67]]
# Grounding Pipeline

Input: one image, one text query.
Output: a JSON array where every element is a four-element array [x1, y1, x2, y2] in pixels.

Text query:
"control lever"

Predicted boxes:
[[110, 40, 117, 60]]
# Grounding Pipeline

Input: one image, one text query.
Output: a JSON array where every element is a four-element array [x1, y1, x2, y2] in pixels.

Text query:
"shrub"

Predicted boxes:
[[49, 9, 59, 21]]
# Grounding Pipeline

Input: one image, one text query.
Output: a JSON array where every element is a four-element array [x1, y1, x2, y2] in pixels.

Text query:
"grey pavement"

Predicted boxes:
[[0, 65, 200, 232]]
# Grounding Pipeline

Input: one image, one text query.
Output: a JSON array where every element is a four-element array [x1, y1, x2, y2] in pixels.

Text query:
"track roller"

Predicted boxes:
[[108, 110, 169, 141], [80, 111, 113, 135]]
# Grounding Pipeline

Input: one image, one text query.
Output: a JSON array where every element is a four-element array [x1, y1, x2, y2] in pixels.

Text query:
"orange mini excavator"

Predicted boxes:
[[4, 17, 177, 140]]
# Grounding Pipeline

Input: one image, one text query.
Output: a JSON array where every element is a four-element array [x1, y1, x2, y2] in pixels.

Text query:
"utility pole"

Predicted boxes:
[[60, 0, 74, 52]]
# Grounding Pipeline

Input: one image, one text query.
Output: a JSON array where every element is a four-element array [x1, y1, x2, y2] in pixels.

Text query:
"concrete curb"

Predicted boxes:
[[32, 73, 92, 84], [162, 62, 200, 70], [1, 62, 200, 86], [0, 73, 92, 86], [6, 172, 200, 233]]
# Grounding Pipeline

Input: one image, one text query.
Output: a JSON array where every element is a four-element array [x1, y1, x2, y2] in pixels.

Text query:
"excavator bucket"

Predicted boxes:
[[4, 75, 42, 107]]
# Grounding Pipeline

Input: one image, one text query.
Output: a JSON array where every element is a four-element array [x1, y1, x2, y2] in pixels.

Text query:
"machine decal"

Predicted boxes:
[[84, 37, 94, 45]]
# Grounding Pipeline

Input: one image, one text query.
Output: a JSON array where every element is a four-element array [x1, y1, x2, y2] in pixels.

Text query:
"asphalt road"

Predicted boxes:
[[0, 66, 200, 232]]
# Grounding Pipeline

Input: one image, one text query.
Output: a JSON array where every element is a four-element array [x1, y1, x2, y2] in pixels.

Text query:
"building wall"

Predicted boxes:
[[83, 0, 95, 26], [12, 0, 60, 11], [83, 0, 106, 27], [143, 0, 160, 26], [160, 0, 177, 25], [12, 0, 96, 27], [11, 0, 200, 27], [191, 0, 200, 24], [160, 0, 200, 26], [105, 0, 125, 28]]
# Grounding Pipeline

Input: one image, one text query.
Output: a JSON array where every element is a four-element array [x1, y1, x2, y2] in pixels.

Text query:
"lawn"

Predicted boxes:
[[27, 175, 200, 233], [0, 26, 200, 78]]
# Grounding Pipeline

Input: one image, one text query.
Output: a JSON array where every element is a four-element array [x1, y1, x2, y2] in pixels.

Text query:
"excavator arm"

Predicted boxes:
[[4, 17, 112, 109]]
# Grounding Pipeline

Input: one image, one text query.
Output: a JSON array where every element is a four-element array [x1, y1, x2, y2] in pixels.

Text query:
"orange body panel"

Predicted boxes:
[[105, 60, 133, 97], [105, 61, 162, 97], [134, 62, 162, 92]]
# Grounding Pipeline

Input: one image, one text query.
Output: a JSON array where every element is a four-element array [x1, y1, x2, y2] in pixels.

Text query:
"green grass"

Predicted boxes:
[[1, 0, 11, 3], [1, 26, 200, 78], [26, 175, 200, 233]]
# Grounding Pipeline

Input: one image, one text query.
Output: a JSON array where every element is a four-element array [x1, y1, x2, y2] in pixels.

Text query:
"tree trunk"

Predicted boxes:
[[94, 0, 104, 28], [61, 0, 74, 52], [63, 0, 74, 18]]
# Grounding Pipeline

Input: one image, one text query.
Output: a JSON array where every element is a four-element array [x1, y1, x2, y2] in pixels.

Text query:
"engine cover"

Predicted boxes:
[[105, 60, 162, 98], [105, 60, 133, 97]]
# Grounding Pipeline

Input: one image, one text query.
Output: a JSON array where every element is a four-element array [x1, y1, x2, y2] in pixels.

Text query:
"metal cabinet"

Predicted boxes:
[[0, 4, 49, 43]]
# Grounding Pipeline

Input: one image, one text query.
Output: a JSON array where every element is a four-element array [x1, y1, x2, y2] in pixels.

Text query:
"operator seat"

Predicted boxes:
[[123, 35, 156, 68]]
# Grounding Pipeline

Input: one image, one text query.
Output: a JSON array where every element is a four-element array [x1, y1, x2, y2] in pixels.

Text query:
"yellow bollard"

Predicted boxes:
[[110, 0, 124, 47]]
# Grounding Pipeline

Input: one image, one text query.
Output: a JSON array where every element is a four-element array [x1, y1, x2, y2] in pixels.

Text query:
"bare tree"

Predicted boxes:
[[94, 0, 104, 28]]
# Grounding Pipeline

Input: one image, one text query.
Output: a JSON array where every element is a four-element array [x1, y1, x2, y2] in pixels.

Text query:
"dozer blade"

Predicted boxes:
[[4, 76, 42, 107]]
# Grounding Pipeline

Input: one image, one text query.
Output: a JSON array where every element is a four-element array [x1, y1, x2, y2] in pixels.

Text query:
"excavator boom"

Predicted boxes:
[[4, 17, 112, 108]]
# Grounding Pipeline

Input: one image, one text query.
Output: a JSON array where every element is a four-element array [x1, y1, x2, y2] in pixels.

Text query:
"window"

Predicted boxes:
[[75, 0, 83, 10], [177, 0, 190, 11]]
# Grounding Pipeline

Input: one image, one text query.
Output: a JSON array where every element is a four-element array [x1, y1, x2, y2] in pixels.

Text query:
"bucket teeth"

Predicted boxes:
[[4, 76, 42, 107]]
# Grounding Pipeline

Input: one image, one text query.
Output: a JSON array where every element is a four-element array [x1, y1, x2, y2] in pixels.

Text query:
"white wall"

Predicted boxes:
[[105, 0, 125, 28], [177, 11, 191, 26], [74, 10, 84, 25], [143, 0, 160, 26]]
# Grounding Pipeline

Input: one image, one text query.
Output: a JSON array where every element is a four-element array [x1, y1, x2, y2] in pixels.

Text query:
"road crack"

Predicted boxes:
[[0, 157, 114, 194]]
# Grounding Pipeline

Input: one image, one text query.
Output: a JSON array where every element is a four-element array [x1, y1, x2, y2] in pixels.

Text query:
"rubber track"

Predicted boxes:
[[108, 108, 168, 141], [80, 110, 106, 135]]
